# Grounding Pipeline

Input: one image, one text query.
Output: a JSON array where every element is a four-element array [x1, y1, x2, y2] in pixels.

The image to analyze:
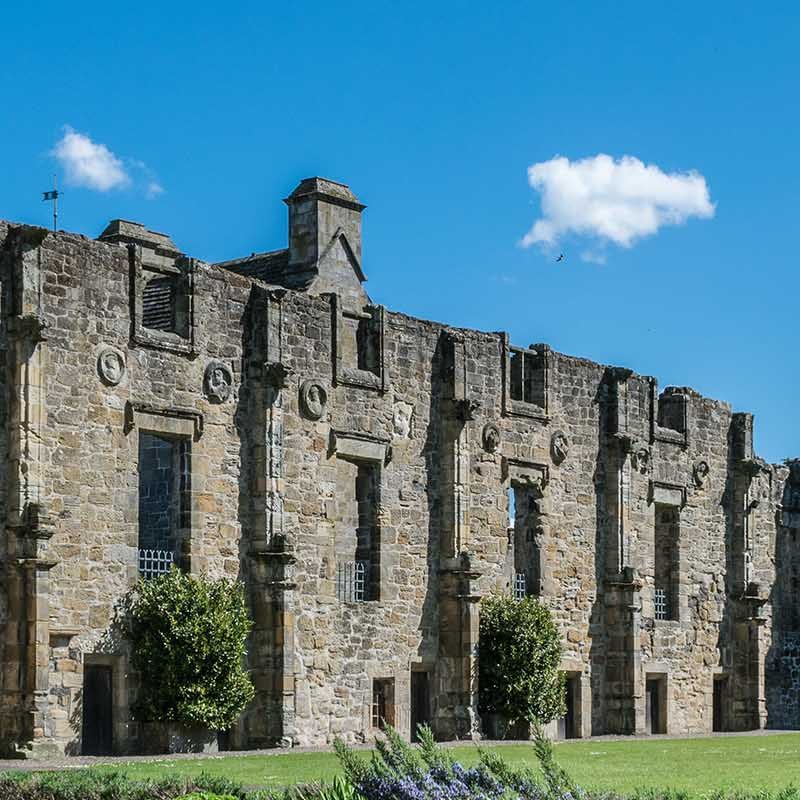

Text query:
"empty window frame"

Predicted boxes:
[[340, 313, 380, 375], [504, 338, 550, 419], [510, 483, 543, 598], [332, 296, 387, 391], [657, 391, 688, 434], [372, 678, 395, 730], [650, 382, 689, 445], [654, 503, 680, 621], [336, 459, 380, 602], [138, 432, 190, 577]]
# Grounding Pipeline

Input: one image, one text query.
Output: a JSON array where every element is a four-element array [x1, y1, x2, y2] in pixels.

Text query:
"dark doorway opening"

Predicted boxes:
[[713, 676, 728, 732], [557, 674, 581, 739], [411, 671, 430, 742], [82, 665, 113, 755], [645, 677, 666, 734]]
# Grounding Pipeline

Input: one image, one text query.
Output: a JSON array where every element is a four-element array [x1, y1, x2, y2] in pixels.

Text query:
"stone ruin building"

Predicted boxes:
[[0, 177, 799, 757]]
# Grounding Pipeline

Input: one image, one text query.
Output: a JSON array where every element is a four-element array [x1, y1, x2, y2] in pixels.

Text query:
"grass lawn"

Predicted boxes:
[[76, 733, 800, 797]]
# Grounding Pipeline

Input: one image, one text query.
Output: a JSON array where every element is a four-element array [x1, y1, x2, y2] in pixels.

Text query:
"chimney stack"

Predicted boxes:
[[284, 178, 367, 304]]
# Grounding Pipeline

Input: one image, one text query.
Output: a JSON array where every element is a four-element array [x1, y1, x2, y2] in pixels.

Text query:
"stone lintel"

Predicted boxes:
[[329, 430, 390, 464], [648, 480, 687, 508], [125, 401, 204, 440], [502, 457, 549, 491]]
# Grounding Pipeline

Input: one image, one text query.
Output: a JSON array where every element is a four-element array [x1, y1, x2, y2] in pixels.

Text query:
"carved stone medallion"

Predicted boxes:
[[300, 380, 327, 420], [97, 347, 126, 386], [693, 459, 710, 488], [550, 430, 569, 465], [393, 401, 413, 439], [482, 423, 501, 453], [204, 361, 233, 403]]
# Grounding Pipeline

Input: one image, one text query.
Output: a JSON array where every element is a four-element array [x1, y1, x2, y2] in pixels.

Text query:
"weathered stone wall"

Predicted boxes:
[[767, 632, 800, 729], [0, 225, 256, 753], [0, 186, 797, 756]]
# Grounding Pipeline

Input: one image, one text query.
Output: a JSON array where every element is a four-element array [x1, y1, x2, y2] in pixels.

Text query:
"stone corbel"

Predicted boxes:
[[454, 398, 481, 422], [9, 314, 48, 343], [251, 537, 298, 595], [440, 551, 482, 602], [263, 361, 293, 389]]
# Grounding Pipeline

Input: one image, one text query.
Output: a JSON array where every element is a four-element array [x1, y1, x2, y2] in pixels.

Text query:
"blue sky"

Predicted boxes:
[[1, 1, 797, 462]]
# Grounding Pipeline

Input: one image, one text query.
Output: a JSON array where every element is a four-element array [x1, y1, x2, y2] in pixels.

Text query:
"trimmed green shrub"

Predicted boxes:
[[478, 593, 566, 728], [0, 771, 247, 800], [127, 569, 255, 730]]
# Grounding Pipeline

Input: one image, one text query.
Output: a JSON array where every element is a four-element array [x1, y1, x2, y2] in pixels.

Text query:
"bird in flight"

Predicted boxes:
[[555, 253, 565, 262]]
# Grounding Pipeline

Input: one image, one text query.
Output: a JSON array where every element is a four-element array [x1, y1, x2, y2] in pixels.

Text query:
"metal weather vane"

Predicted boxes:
[[42, 175, 60, 232]]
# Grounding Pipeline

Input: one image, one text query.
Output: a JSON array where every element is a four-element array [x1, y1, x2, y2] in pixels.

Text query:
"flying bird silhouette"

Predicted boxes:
[[555, 253, 565, 262]]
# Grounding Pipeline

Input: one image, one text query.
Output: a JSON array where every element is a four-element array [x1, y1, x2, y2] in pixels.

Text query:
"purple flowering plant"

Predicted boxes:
[[333, 724, 582, 800]]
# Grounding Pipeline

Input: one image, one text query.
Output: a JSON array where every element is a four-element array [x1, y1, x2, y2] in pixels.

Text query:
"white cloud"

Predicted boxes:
[[146, 181, 165, 198], [53, 127, 130, 191], [521, 154, 715, 255], [52, 127, 164, 198]]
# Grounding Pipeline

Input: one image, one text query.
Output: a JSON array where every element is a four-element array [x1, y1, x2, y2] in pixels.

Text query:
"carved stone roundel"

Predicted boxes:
[[204, 361, 233, 403], [300, 380, 327, 420], [550, 430, 569, 465], [693, 459, 710, 488], [97, 347, 126, 386], [482, 423, 501, 453]]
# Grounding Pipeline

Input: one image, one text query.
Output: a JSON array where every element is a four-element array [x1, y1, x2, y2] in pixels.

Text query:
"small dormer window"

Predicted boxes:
[[650, 382, 690, 446], [139, 266, 191, 340], [503, 336, 550, 420], [657, 392, 687, 434], [332, 296, 387, 392], [130, 255, 195, 355], [98, 220, 195, 356]]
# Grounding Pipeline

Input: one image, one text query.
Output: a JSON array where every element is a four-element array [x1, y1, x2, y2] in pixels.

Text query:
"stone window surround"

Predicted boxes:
[[125, 401, 204, 573], [503, 458, 550, 596], [128, 244, 197, 357], [649, 379, 690, 447], [501, 333, 550, 421], [648, 480, 687, 624], [329, 430, 390, 605], [331, 294, 388, 393]]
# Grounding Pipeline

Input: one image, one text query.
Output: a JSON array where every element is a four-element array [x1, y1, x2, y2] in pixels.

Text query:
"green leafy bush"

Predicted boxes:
[[0, 771, 247, 800], [478, 593, 566, 729], [127, 569, 255, 730]]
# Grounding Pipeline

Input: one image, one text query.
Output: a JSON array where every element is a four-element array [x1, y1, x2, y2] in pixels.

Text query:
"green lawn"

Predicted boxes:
[[76, 734, 800, 797]]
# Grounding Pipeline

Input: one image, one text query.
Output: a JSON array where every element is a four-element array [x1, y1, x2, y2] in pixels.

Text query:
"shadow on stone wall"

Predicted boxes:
[[419, 331, 446, 735], [766, 462, 800, 729], [588, 370, 612, 736]]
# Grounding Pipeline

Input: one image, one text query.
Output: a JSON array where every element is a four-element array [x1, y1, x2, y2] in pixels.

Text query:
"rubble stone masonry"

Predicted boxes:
[[0, 179, 797, 756]]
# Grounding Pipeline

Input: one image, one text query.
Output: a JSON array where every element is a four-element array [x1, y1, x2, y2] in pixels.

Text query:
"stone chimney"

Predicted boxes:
[[98, 220, 181, 269], [284, 178, 367, 304]]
